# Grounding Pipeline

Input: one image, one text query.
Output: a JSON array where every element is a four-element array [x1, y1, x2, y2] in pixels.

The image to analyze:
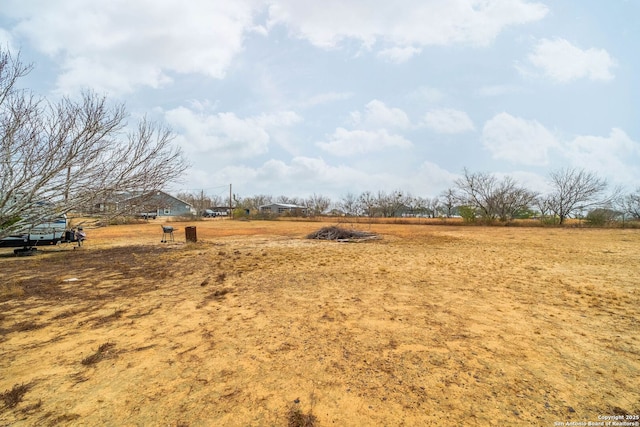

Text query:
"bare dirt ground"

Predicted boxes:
[[1, 219, 639, 426]]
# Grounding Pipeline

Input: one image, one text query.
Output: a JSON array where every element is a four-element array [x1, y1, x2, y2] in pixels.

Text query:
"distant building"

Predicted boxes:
[[125, 190, 196, 217], [95, 190, 196, 217], [259, 203, 307, 216]]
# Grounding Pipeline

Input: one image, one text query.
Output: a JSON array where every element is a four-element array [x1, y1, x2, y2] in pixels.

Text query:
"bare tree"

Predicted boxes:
[[544, 168, 609, 225], [534, 196, 553, 220], [374, 190, 410, 217], [454, 169, 536, 222], [176, 190, 218, 216], [275, 195, 304, 205], [492, 177, 538, 221], [0, 48, 188, 238], [454, 169, 498, 220], [338, 192, 360, 216], [305, 193, 332, 217], [623, 188, 640, 220], [358, 191, 376, 217], [241, 194, 272, 212], [275, 195, 291, 204], [426, 197, 442, 218], [411, 196, 429, 217], [439, 188, 458, 218]]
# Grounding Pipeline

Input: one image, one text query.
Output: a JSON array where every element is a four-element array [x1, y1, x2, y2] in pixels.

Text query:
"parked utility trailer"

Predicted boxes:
[[0, 215, 84, 255]]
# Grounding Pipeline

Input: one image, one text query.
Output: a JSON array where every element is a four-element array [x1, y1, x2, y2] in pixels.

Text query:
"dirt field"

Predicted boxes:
[[1, 219, 639, 426]]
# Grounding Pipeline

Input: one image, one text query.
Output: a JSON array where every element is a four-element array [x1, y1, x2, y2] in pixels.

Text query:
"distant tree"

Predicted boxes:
[[209, 194, 224, 208], [242, 194, 272, 212], [338, 192, 360, 216], [375, 190, 410, 217], [426, 197, 441, 218], [492, 177, 538, 222], [439, 188, 458, 218], [374, 191, 391, 217], [624, 188, 640, 219], [544, 168, 609, 225], [411, 196, 429, 217], [358, 191, 377, 217], [0, 48, 188, 238], [176, 190, 214, 216], [275, 195, 292, 204], [585, 208, 622, 227], [534, 196, 553, 221], [454, 169, 497, 220], [454, 169, 536, 222], [305, 193, 331, 216]]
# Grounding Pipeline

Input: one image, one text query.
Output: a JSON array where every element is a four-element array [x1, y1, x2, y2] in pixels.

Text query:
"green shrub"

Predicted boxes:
[[458, 206, 477, 223]]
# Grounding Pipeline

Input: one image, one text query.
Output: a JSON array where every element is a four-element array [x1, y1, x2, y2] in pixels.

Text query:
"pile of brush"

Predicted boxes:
[[306, 226, 379, 242]]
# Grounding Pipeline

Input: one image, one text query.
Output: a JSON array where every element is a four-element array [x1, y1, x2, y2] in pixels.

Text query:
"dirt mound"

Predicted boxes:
[[306, 225, 378, 241]]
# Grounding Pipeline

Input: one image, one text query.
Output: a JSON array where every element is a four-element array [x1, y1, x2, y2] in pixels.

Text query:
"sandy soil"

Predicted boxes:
[[1, 219, 639, 426]]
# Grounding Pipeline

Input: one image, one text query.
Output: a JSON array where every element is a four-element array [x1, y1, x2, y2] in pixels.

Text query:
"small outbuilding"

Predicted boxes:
[[259, 203, 307, 216]]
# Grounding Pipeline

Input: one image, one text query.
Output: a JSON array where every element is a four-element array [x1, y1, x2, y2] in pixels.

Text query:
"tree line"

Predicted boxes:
[[179, 167, 640, 226]]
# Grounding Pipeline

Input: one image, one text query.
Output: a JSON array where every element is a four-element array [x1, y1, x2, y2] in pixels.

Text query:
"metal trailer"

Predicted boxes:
[[0, 215, 84, 255]]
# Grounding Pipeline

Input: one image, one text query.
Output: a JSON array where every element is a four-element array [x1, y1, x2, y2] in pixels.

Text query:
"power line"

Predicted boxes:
[[174, 184, 230, 194]]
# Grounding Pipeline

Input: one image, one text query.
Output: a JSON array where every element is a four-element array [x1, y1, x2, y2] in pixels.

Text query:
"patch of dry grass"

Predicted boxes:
[[1, 383, 31, 410], [286, 405, 317, 427], [81, 342, 116, 366]]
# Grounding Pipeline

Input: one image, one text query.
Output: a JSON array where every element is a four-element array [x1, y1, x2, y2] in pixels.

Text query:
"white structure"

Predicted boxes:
[[259, 203, 307, 216]]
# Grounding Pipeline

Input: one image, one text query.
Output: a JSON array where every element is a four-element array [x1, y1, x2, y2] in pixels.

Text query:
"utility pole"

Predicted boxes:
[[229, 183, 232, 220]]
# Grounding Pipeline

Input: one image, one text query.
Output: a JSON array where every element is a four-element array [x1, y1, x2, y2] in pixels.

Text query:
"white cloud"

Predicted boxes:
[[0, 27, 14, 49], [377, 46, 422, 63], [563, 128, 640, 185], [316, 100, 412, 157], [164, 106, 301, 157], [317, 128, 412, 156], [525, 38, 616, 83], [350, 100, 411, 130], [268, 0, 548, 50], [415, 161, 460, 194], [4, 0, 260, 94], [482, 112, 558, 165], [201, 156, 402, 197], [494, 170, 551, 194], [424, 108, 475, 134]]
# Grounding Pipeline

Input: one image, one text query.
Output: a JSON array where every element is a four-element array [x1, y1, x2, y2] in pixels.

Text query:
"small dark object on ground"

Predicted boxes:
[[306, 226, 378, 242], [81, 342, 116, 366], [287, 406, 317, 427], [1, 383, 31, 409]]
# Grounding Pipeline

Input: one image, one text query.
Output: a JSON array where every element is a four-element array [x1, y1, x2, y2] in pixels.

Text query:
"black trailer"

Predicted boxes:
[[0, 216, 84, 255]]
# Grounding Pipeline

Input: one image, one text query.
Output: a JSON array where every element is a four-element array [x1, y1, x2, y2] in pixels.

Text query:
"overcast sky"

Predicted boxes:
[[1, 0, 638, 200]]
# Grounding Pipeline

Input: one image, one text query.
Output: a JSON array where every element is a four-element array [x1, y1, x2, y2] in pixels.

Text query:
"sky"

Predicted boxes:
[[1, 0, 639, 201]]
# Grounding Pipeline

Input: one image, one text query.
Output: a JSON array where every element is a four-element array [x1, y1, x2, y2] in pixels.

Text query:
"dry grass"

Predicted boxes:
[[1, 219, 639, 425], [287, 405, 317, 427], [81, 342, 117, 366], [1, 384, 31, 409]]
